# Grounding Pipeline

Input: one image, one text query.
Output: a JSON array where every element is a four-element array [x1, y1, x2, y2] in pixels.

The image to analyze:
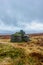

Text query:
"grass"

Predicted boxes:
[[0, 43, 27, 65], [0, 36, 43, 65]]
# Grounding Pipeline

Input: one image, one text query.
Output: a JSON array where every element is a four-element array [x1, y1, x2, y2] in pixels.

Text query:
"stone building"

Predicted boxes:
[[11, 30, 29, 42], [11, 34, 22, 42]]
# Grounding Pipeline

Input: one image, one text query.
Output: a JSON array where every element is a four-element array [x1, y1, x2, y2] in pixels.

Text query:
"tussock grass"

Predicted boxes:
[[0, 38, 43, 65], [0, 43, 27, 65]]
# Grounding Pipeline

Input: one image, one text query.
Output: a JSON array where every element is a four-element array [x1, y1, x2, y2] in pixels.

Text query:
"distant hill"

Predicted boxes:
[[0, 33, 43, 39], [27, 33, 43, 37], [0, 35, 11, 39]]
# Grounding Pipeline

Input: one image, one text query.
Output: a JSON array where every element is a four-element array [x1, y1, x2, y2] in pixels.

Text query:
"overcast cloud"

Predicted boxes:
[[0, 0, 43, 34]]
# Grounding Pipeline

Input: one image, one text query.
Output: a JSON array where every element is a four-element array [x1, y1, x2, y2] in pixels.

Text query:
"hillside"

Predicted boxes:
[[0, 35, 43, 65], [0, 42, 43, 65]]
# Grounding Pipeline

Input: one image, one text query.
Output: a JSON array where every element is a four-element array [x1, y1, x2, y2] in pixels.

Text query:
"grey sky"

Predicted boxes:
[[0, 0, 43, 34]]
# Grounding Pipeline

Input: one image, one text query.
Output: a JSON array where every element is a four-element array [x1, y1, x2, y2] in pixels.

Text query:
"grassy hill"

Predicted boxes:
[[0, 42, 43, 65], [0, 34, 43, 65]]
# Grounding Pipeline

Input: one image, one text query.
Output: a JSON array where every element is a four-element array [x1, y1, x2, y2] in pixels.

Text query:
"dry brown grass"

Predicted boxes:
[[0, 35, 43, 65]]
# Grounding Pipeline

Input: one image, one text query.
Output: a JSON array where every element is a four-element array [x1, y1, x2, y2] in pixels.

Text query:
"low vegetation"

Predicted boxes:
[[0, 34, 43, 65]]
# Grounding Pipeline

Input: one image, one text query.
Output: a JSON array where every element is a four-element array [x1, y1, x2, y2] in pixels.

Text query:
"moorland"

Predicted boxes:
[[0, 33, 43, 65]]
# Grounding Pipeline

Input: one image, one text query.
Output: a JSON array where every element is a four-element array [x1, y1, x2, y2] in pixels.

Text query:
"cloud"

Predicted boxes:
[[0, 19, 21, 32], [0, 19, 43, 34], [25, 21, 43, 31], [17, 20, 43, 33], [0, 0, 43, 34]]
